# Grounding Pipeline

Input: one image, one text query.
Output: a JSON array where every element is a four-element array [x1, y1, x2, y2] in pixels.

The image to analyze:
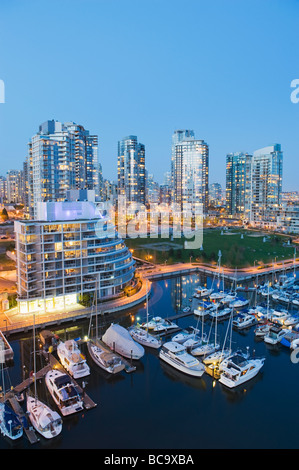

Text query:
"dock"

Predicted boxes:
[[6, 393, 40, 444]]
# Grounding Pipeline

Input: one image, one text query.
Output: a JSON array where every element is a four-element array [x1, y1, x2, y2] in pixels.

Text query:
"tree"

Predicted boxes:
[[1, 208, 9, 221]]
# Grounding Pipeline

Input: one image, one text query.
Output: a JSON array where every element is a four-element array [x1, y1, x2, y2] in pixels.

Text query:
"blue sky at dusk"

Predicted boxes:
[[0, 0, 298, 189]]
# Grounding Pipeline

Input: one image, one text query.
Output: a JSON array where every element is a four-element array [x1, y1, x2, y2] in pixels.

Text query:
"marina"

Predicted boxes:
[[0, 268, 299, 449]]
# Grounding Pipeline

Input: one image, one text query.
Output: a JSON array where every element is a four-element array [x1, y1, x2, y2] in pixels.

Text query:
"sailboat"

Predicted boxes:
[[87, 283, 125, 374], [190, 307, 220, 357], [26, 314, 63, 439], [0, 362, 23, 441], [128, 280, 162, 349]]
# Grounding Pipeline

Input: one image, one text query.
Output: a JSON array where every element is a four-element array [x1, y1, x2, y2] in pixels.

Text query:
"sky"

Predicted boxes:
[[0, 0, 298, 189]]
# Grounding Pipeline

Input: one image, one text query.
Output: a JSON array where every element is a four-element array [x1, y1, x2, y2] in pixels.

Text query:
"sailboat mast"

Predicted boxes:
[[146, 279, 149, 335], [33, 313, 37, 400]]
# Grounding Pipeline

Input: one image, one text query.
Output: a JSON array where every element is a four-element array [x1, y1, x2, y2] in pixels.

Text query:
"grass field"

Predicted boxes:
[[125, 228, 296, 268]]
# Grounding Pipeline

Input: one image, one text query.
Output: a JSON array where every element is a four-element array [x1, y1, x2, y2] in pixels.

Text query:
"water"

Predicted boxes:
[[1, 273, 298, 449]]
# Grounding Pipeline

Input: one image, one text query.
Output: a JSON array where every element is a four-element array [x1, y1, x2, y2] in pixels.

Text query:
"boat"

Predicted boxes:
[[183, 306, 191, 313], [45, 369, 84, 416], [232, 313, 256, 330], [128, 280, 162, 349], [284, 315, 299, 327], [220, 292, 237, 305], [183, 332, 207, 351], [229, 297, 249, 309], [194, 301, 214, 317], [193, 287, 213, 299], [210, 291, 225, 301], [141, 316, 178, 333], [26, 394, 62, 439], [87, 341, 125, 374], [209, 307, 232, 321], [27, 313, 63, 439], [219, 354, 265, 388], [87, 284, 126, 373], [0, 402, 23, 440], [102, 323, 144, 360], [172, 327, 199, 344], [159, 342, 205, 377], [269, 309, 290, 325], [254, 323, 272, 338], [57, 339, 90, 379], [190, 341, 220, 357], [264, 325, 288, 345], [203, 348, 231, 365], [128, 327, 162, 349]]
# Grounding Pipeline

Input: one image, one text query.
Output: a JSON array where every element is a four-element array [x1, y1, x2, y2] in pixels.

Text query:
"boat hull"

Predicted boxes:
[[159, 351, 205, 377]]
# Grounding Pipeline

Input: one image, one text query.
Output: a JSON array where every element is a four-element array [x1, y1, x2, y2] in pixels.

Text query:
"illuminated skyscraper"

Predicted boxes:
[[171, 130, 195, 200], [26, 120, 99, 218], [173, 137, 209, 213], [249, 144, 283, 223], [117, 135, 146, 205], [226, 152, 252, 216]]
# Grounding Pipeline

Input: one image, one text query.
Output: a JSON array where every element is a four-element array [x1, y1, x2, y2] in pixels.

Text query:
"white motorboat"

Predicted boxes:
[[219, 354, 265, 388], [159, 342, 205, 377], [284, 315, 299, 327], [57, 339, 90, 379], [232, 313, 256, 329], [183, 306, 191, 313], [269, 309, 290, 325], [172, 327, 199, 344], [229, 298, 249, 309], [194, 301, 214, 317], [210, 291, 225, 301], [26, 394, 62, 439], [0, 402, 23, 440], [264, 325, 288, 345], [128, 326, 162, 349], [254, 323, 272, 338], [87, 341, 125, 374], [141, 316, 178, 333], [209, 308, 232, 321], [45, 369, 84, 416], [183, 333, 207, 351], [220, 292, 237, 305], [102, 323, 144, 360]]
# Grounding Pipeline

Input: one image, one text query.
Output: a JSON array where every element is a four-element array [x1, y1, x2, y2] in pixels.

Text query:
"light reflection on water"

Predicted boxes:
[[1, 272, 298, 449]]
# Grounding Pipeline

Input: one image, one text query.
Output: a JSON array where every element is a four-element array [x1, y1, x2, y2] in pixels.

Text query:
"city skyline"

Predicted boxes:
[[0, 0, 298, 190]]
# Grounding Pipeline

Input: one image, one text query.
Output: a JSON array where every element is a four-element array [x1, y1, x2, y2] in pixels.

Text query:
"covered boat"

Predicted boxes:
[[102, 324, 144, 360]]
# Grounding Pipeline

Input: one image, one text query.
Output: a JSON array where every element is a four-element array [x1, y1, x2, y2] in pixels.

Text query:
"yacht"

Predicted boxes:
[[159, 342, 205, 377], [284, 315, 299, 327], [26, 394, 62, 439], [0, 402, 23, 440], [45, 369, 84, 416], [193, 287, 213, 299], [254, 323, 272, 338], [209, 308, 232, 321], [210, 291, 225, 301], [220, 292, 237, 305], [141, 316, 178, 333], [87, 340, 125, 374], [128, 326, 162, 349], [264, 325, 288, 345], [102, 323, 144, 360], [232, 313, 256, 330], [229, 297, 249, 309], [57, 340, 90, 379], [172, 327, 199, 344], [194, 301, 214, 317], [219, 354, 265, 388]]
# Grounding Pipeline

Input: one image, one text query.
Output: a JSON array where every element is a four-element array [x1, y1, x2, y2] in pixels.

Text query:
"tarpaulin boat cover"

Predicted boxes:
[[102, 323, 144, 359]]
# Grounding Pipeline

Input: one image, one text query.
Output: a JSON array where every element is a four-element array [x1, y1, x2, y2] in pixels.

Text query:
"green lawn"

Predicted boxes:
[[125, 228, 296, 268]]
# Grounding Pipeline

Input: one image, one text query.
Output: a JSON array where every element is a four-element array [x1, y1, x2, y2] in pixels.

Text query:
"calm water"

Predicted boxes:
[[1, 273, 299, 450]]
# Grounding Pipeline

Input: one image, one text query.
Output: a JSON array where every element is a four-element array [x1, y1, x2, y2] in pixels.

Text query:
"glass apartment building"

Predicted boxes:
[[226, 152, 252, 217], [173, 137, 209, 213], [26, 120, 99, 218], [171, 130, 195, 201], [14, 193, 135, 314], [250, 144, 283, 224], [117, 136, 146, 205]]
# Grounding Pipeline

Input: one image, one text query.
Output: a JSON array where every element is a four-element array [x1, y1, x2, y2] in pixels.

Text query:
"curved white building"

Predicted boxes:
[[15, 192, 135, 314]]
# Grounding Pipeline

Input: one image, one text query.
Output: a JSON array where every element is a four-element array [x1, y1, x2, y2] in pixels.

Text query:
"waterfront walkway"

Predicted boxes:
[[0, 277, 151, 335]]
